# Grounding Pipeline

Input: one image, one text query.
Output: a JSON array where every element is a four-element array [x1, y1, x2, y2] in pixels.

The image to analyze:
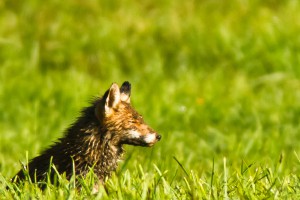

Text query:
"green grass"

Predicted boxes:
[[1, 0, 300, 199]]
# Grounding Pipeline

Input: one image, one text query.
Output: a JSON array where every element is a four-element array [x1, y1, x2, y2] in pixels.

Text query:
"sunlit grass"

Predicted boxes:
[[1, 0, 300, 198]]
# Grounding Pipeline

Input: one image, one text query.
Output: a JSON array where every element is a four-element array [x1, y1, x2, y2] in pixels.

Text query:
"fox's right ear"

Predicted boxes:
[[104, 83, 121, 115], [120, 81, 131, 103]]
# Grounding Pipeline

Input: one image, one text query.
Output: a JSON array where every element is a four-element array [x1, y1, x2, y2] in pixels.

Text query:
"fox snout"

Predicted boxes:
[[128, 130, 161, 147], [142, 132, 161, 146]]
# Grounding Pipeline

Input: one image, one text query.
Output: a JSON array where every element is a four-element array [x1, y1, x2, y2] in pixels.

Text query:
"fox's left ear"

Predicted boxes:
[[120, 81, 131, 103], [105, 83, 121, 114]]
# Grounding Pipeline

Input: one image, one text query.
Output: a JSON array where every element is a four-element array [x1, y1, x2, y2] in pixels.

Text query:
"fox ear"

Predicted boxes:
[[120, 81, 131, 103], [105, 83, 121, 114]]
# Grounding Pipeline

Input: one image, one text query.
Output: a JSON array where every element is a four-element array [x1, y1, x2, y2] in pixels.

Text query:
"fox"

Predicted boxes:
[[12, 81, 161, 189]]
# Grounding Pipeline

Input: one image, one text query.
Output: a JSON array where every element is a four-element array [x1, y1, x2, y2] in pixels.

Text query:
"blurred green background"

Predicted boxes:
[[1, 0, 300, 198]]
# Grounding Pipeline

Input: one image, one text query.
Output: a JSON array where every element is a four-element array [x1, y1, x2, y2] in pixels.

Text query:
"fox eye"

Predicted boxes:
[[133, 115, 139, 120]]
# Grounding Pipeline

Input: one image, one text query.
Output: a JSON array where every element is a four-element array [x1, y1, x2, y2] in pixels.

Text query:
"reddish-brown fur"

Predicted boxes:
[[12, 81, 161, 188]]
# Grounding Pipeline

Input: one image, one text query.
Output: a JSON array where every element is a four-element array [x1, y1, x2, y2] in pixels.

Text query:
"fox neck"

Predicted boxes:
[[76, 126, 124, 181], [97, 133, 124, 181]]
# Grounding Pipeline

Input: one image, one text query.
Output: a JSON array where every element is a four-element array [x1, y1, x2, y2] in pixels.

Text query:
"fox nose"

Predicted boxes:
[[156, 134, 161, 141]]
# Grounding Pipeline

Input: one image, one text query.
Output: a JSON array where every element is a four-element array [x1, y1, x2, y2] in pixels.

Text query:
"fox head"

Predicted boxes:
[[95, 81, 161, 147]]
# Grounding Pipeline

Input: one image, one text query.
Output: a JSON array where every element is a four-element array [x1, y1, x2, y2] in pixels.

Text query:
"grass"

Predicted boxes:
[[1, 0, 300, 199]]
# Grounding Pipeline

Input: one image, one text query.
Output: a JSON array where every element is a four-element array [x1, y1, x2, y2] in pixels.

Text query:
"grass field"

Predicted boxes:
[[1, 0, 300, 199]]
